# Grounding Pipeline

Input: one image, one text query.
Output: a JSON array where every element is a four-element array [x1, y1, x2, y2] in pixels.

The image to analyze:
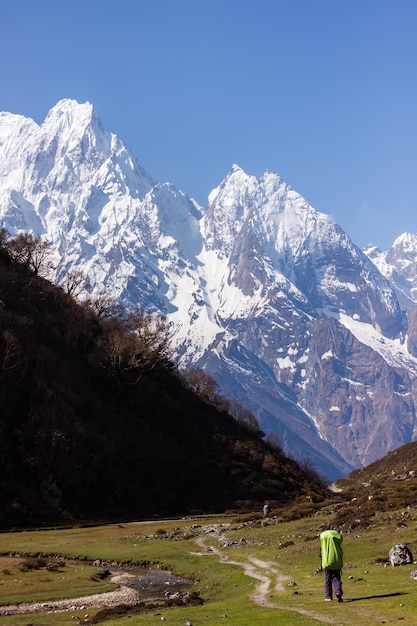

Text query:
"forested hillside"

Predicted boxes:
[[0, 232, 326, 529]]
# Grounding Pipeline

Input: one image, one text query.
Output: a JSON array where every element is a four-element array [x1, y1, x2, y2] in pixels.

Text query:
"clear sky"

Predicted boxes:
[[1, 0, 416, 250]]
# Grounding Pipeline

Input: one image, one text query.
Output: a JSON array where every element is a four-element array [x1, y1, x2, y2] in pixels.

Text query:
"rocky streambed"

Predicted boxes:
[[110, 564, 193, 601], [0, 561, 193, 616]]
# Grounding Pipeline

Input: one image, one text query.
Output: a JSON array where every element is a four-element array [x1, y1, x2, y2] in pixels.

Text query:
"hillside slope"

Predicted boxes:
[[0, 243, 326, 529], [327, 440, 417, 531]]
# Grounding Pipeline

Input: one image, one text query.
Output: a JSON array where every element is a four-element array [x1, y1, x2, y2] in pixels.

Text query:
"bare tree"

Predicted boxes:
[[228, 399, 261, 434], [0, 330, 26, 403], [82, 292, 117, 320], [180, 368, 218, 401], [0, 330, 22, 378], [94, 306, 172, 383], [265, 431, 283, 454], [60, 268, 90, 299], [5, 233, 52, 276]]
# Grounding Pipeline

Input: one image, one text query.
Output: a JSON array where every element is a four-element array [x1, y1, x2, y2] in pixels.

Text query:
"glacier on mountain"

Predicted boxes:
[[1, 99, 417, 480]]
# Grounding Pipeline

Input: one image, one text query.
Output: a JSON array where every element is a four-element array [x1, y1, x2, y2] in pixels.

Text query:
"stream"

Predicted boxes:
[[108, 564, 193, 601]]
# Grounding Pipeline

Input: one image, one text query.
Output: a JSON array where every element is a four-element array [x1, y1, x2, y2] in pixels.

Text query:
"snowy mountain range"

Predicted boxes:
[[1, 98, 417, 480]]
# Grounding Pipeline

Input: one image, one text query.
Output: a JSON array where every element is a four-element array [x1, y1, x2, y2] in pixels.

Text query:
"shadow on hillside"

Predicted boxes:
[[346, 592, 408, 602]]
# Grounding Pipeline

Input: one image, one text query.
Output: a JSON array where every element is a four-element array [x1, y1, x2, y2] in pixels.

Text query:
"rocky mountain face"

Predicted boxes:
[[364, 235, 417, 311], [364, 236, 417, 362], [1, 99, 417, 480]]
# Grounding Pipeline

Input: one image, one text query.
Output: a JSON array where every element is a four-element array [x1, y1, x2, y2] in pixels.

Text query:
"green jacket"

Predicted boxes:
[[320, 529, 343, 570]]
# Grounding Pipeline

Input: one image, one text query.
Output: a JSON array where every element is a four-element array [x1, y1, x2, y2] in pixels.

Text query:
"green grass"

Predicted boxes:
[[0, 510, 417, 625], [0, 556, 116, 605]]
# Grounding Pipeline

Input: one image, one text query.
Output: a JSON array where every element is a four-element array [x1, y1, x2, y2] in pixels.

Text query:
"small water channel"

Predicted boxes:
[[109, 564, 193, 601]]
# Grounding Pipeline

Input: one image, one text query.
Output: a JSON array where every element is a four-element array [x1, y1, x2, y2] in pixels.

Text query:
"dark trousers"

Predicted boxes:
[[324, 568, 342, 599]]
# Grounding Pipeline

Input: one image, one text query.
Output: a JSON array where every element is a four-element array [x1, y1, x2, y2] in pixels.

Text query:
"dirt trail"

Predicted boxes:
[[192, 535, 338, 624], [0, 529, 337, 622]]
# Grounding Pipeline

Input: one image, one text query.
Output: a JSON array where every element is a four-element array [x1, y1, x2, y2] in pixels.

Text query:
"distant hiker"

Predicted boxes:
[[319, 528, 343, 602], [263, 502, 271, 516]]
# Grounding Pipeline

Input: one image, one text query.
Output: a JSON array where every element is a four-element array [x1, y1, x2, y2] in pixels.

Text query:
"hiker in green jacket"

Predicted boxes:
[[319, 528, 343, 602]]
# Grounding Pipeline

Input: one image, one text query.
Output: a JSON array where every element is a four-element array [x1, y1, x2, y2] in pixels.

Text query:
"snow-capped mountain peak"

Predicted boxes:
[[1, 99, 417, 481], [43, 98, 97, 130], [364, 232, 417, 309]]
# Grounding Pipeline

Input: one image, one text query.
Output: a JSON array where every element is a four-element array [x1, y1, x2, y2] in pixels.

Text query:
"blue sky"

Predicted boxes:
[[1, 0, 416, 249]]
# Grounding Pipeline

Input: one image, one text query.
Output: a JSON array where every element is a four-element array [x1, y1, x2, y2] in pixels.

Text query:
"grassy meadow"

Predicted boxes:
[[0, 507, 417, 625]]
